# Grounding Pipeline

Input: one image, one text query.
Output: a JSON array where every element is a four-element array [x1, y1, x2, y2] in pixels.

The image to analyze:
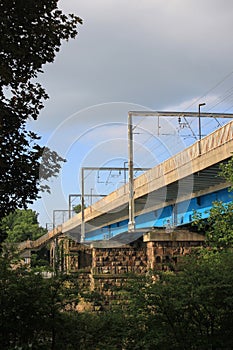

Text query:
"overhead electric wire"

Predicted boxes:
[[125, 69, 233, 175], [205, 85, 233, 111], [181, 70, 233, 133], [223, 103, 233, 113], [183, 70, 233, 112], [84, 170, 94, 180]]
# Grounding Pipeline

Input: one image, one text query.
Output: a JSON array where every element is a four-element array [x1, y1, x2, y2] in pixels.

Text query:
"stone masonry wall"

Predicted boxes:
[[67, 237, 204, 274], [62, 236, 204, 309], [92, 243, 148, 275]]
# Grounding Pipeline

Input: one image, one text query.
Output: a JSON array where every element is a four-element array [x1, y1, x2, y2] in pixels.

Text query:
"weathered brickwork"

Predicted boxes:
[[92, 242, 148, 275], [64, 235, 204, 274], [54, 230, 205, 307], [146, 240, 204, 270]]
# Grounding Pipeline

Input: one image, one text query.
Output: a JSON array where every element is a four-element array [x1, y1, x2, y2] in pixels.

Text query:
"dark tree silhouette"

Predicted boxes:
[[0, 0, 82, 221]]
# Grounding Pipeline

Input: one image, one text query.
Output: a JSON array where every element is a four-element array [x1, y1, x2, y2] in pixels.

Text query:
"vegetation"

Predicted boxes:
[[220, 157, 233, 190], [191, 160, 233, 250], [1, 248, 233, 349], [0, 209, 50, 267], [124, 251, 233, 349], [193, 201, 233, 249], [73, 204, 82, 214], [0, 209, 46, 243], [0, 0, 82, 222], [0, 251, 80, 350]]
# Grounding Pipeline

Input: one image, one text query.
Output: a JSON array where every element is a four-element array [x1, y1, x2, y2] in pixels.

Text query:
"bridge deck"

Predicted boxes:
[[19, 120, 233, 251]]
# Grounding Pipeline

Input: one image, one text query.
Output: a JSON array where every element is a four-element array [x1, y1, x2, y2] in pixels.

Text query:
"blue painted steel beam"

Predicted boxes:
[[84, 187, 232, 242]]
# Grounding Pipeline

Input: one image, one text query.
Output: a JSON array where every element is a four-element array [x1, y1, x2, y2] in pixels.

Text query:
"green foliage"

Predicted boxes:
[[0, 252, 81, 349], [220, 157, 233, 190], [193, 200, 233, 249], [31, 246, 50, 269], [191, 155, 233, 248], [73, 204, 82, 214], [73, 203, 86, 214], [1, 250, 233, 349], [0, 0, 82, 86], [125, 251, 233, 349], [0, 209, 50, 267], [205, 201, 233, 248], [0, 0, 82, 219], [0, 209, 46, 242]]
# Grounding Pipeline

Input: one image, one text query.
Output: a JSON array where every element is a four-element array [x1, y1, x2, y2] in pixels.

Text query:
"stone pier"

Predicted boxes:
[[56, 228, 205, 275], [48, 228, 205, 309]]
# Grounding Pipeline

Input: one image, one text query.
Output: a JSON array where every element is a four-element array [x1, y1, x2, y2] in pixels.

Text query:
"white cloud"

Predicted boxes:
[[30, 0, 233, 225], [34, 0, 233, 133]]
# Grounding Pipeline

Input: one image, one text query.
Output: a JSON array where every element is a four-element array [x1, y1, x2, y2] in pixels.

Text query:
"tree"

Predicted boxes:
[[0, 251, 81, 349], [73, 204, 86, 214], [0, 0, 82, 220], [205, 201, 233, 249], [0, 209, 50, 267], [191, 156, 233, 249], [125, 252, 233, 350], [0, 209, 46, 242], [220, 157, 233, 190], [192, 201, 233, 249]]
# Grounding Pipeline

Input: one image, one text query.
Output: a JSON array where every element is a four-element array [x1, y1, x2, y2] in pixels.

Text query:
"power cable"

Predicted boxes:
[[183, 70, 233, 112]]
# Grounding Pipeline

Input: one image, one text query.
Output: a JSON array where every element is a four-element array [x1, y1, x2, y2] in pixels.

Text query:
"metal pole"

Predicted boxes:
[[46, 223, 53, 231], [90, 188, 93, 205], [79, 166, 149, 236], [198, 103, 206, 155], [123, 161, 128, 185], [128, 112, 135, 231], [81, 168, 85, 242], [53, 210, 56, 229], [68, 194, 72, 219], [52, 211, 57, 271]]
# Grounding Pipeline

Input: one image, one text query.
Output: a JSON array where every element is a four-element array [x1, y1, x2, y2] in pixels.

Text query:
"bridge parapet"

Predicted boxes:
[[201, 121, 233, 153], [134, 120, 233, 198], [18, 226, 62, 251]]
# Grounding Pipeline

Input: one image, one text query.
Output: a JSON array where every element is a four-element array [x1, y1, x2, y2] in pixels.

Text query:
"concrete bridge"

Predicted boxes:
[[19, 117, 233, 253]]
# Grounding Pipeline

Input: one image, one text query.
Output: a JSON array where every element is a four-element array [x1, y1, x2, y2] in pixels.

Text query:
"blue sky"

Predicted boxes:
[[28, 0, 233, 226]]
